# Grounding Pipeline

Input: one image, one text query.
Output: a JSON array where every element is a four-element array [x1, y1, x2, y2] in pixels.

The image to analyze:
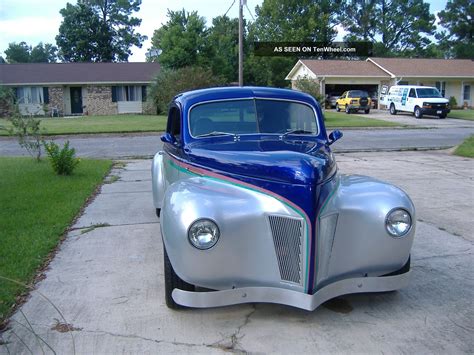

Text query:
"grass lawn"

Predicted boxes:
[[454, 135, 474, 158], [448, 110, 474, 121], [0, 115, 167, 136], [0, 157, 112, 323], [324, 111, 400, 128]]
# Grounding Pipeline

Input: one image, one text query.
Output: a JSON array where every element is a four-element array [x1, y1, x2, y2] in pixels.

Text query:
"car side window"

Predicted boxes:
[[167, 106, 181, 143], [409, 89, 416, 98]]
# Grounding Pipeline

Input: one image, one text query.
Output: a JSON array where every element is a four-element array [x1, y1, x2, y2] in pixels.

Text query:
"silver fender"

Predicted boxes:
[[160, 176, 308, 293], [316, 174, 415, 289], [151, 151, 165, 209]]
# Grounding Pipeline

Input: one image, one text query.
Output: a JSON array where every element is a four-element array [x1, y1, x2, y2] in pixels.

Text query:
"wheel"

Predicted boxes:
[[164, 246, 194, 309], [156, 208, 161, 217], [414, 106, 423, 119], [439, 114, 447, 119], [345, 105, 351, 114], [335, 104, 340, 112], [364, 109, 370, 114], [390, 104, 397, 115]]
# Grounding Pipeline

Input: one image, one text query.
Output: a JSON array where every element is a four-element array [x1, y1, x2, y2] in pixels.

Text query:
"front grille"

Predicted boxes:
[[431, 103, 446, 109], [268, 215, 304, 285]]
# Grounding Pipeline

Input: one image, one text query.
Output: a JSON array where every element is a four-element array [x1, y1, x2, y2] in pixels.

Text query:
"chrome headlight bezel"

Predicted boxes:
[[385, 208, 412, 238], [187, 218, 220, 250]]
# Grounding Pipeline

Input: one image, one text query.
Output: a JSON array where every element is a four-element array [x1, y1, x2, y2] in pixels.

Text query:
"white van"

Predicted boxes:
[[381, 85, 450, 119]]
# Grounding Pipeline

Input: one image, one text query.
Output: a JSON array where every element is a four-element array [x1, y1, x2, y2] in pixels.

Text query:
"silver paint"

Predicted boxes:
[[172, 270, 411, 311]]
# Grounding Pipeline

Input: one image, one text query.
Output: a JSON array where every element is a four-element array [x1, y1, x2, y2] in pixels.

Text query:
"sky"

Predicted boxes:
[[0, 0, 449, 62]]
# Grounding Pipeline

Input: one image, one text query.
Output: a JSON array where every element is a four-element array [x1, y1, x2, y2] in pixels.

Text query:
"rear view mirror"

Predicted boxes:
[[328, 130, 343, 145], [161, 133, 176, 144]]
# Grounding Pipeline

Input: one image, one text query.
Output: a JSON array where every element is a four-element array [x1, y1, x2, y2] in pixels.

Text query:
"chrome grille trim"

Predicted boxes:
[[268, 215, 303, 285]]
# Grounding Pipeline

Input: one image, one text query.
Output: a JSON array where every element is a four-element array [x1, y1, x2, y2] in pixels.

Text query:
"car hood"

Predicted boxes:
[[420, 98, 449, 103], [185, 138, 336, 186]]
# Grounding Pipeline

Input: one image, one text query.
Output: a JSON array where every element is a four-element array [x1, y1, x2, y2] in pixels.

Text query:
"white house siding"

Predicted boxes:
[[18, 103, 44, 116], [117, 101, 143, 114]]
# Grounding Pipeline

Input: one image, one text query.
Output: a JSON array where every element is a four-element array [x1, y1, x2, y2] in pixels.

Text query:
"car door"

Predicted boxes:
[[406, 88, 417, 112], [337, 92, 347, 107]]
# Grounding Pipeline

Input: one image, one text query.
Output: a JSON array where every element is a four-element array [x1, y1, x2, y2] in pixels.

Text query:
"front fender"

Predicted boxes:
[[161, 176, 308, 293], [315, 174, 415, 289], [151, 151, 165, 209]]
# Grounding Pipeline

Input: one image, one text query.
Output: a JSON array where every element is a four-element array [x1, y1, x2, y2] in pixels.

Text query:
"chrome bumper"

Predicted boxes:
[[172, 270, 411, 311]]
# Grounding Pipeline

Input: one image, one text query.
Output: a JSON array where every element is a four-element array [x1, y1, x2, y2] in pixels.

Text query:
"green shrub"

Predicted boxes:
[[149, 66, 226, 114], [293, 76, 325, 106], [44, 140, 80, 175], [449, 96, 458, 109], [8, 115, 45, 161]]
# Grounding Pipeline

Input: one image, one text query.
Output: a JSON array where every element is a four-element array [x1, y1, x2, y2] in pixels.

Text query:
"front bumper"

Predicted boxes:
[[421, 107, 450, 116], [172, 259, 411, 311], [348, 104, 370, 110]]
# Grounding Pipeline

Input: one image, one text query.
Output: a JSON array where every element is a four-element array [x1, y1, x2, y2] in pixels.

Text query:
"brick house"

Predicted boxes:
[[0, 62, 161, 116], [286, 58, 474, 108]]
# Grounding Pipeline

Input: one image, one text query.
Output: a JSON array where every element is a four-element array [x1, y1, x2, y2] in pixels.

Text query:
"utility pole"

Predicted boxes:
[[238, 0, 244, 86]]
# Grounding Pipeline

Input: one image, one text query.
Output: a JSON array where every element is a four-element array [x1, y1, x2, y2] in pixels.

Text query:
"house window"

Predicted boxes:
[[463, 85, 471, 101], [112, 85, 145, 102], [16, 87, 45, 104], [435, 81, 446, 97]]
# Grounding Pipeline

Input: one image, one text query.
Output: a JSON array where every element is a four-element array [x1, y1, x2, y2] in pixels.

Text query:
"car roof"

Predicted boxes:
[[174, 86, 318, 108]]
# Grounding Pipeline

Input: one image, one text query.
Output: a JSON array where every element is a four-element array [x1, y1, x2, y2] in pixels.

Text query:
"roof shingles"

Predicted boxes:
[[0, 62, 161, 85]]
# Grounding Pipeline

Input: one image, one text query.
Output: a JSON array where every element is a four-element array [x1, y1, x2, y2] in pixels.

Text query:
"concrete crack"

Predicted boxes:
[[210, 304, 257, 353]]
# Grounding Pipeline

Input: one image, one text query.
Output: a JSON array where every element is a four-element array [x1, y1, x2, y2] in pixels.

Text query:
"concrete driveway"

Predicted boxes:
[[1, 151, 473, 354], [327, 108, 474, 129]]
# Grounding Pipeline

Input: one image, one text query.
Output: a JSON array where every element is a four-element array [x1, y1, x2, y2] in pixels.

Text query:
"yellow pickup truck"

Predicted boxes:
[[335, 90, 371, 114]]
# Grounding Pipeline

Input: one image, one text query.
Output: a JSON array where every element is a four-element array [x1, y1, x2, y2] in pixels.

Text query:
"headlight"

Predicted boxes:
[[385, 209, 412, 237], [188, 219, 220, 250]]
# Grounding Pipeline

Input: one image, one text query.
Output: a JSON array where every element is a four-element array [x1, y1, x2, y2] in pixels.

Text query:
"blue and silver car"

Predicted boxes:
[[152, 87, 415, 310]]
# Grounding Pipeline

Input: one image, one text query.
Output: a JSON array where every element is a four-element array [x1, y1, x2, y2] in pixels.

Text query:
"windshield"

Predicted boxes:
[[348, 90, 368, 98], [189, 99, 318, 137], [416, 88, 442, 98]]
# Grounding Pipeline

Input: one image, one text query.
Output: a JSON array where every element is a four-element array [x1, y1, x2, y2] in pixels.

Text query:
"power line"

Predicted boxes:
[[245, 3, 255, 21], [224, 0, 236, 17]]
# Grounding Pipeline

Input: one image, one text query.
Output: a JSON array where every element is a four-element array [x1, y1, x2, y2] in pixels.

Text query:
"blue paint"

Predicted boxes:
[[163, 86, 340, 294]]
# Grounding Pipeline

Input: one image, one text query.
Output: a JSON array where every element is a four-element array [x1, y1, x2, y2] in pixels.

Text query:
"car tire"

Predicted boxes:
[[164, 246, 195, 309], [439, 114, 447, 119], [156, 208, 161, 217], [414, 106, 423, 119], [390, 104, 397, 115], [365, 109, 370, 114], [335, 104, 340, 112], [345, 106, 350, 114]]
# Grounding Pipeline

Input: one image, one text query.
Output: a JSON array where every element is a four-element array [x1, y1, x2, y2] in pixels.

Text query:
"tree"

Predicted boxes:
[[204, 16, 240, 83], [149, 67, 226, 113], [4, 42, 31, 63], [436, 0, 473, 59], [245, 0, 343, 87], [340, 0, 436, 56], [30, 43, 58, 63], [253, 0, 341, 43], [151, 9, 207, 69], [4, 41, 57, 63], [81, 0, 147, 61], [56, 1, 146, 62]]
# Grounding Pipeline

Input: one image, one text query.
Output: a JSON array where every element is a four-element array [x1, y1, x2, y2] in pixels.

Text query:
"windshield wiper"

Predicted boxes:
[[281, 129, 314, 137], [196, 131, 236, 138]]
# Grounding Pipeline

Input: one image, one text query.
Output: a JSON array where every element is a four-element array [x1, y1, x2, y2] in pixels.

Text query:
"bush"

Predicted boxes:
[[8, 114, 45, 161], [44, 140, 80, 175], [149, 66, 226, 114], [449, 96, 458, 109], [293, 76, 325, 106]]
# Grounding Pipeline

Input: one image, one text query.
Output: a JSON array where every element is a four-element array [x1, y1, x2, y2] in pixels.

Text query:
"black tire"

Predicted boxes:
[[156, 208, 161, 217], [390, 104, 397, 115], [439, 114, 447, 119], [345, 105, 351, 114], [364, 109, 370, 114], [414, 106, 423, 119], [164, 246, 194, 309], [335, 104, 340, 112]]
